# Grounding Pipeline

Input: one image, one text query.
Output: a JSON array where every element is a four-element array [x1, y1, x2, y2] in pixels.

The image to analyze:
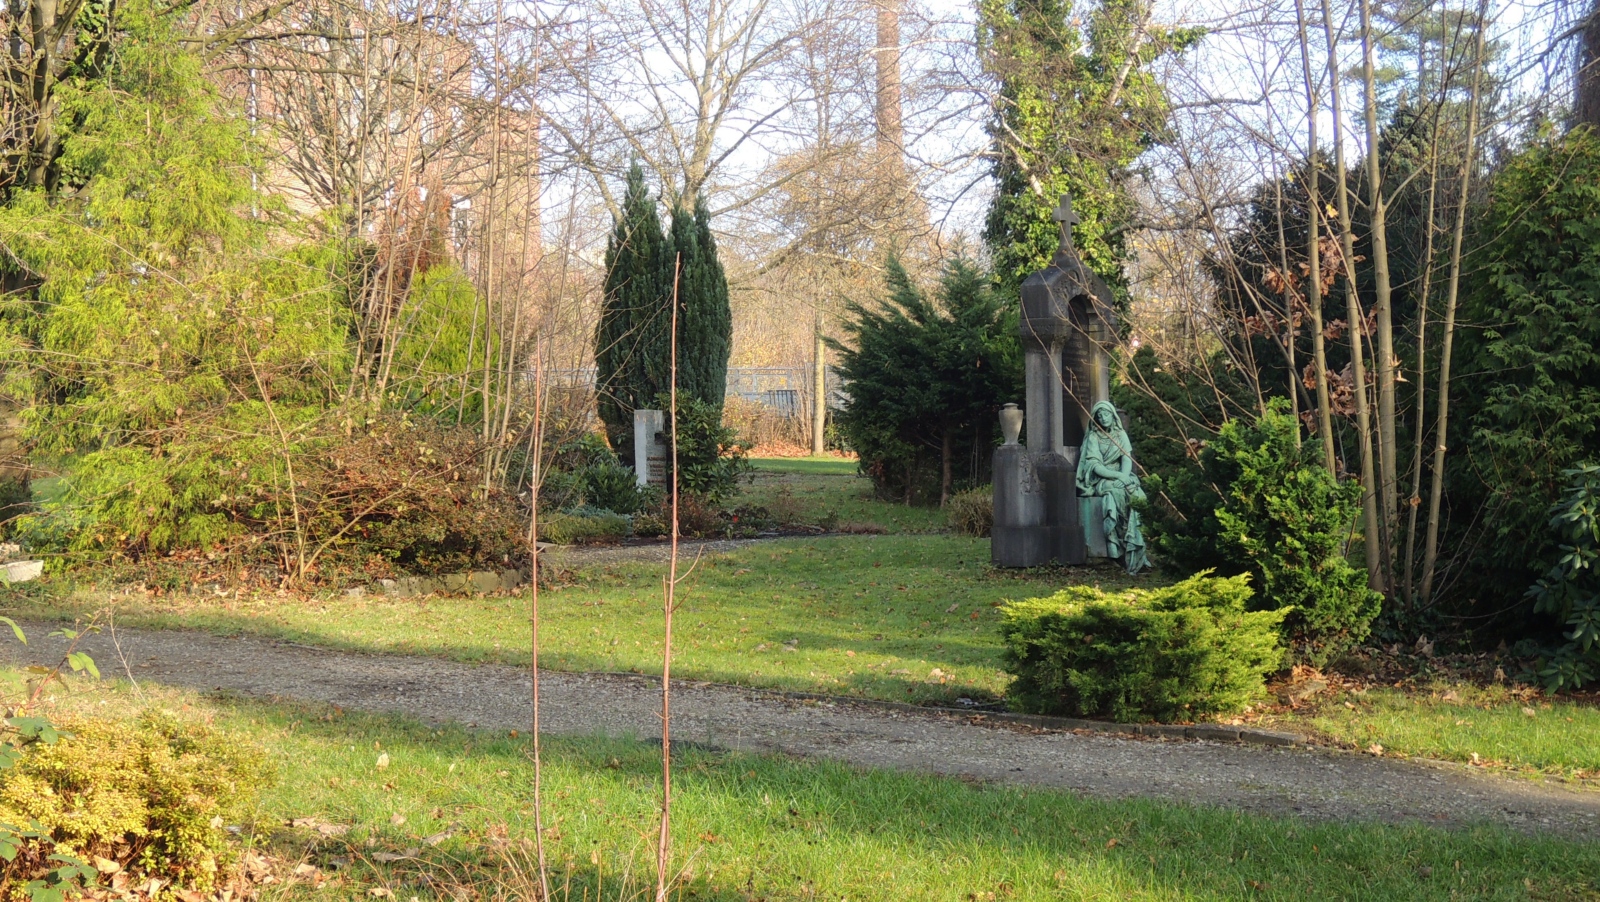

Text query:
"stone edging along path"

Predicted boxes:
[[2, 621, 1597, 840]]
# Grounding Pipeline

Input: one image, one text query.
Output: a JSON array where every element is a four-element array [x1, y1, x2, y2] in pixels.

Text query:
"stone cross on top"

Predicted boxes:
[[1053, 193, 1080, 256], [1056, 193, 1081, 255]]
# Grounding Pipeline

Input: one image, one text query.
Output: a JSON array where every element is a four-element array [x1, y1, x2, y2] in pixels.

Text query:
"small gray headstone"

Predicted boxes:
[[633, 409, 667, 486]]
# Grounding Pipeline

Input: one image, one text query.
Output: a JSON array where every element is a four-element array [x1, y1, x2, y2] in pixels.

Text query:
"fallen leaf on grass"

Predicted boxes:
[[390, 813, 406, 826], [1522, 707, 1537, 718], [289, 817, 351, 836], [376, 752, 391, 769], [1367, 744, 1384, 756], [422, 828, 456, 846], [1105, 839, 1120, 849]]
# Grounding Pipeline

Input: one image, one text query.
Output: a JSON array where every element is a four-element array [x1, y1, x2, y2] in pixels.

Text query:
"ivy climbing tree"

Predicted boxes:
[[978, 0, 1199, 300]]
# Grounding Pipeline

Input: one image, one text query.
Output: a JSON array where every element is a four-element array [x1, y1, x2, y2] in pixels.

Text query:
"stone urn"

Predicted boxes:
[[999, 403, 1023, 446]]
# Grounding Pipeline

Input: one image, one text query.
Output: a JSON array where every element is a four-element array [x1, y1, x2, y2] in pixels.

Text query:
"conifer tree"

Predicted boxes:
[[667, 198, 732, 410], [595, 163, 669, 454]]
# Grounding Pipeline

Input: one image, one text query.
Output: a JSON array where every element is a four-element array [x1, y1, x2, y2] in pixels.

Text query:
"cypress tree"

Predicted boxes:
[[666, 198, 732, 409], [595, 163, 669, 455]]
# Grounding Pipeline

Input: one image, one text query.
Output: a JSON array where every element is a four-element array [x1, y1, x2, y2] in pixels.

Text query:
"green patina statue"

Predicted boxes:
[[1075, 401, 1150, 574]]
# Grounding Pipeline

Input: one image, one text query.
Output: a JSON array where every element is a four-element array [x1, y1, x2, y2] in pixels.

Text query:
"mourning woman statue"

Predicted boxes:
[[1074, 401, 1150, 574]]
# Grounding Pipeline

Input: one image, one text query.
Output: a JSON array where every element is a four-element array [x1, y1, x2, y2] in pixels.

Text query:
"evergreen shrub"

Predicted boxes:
[[580, 460, 647, 515], [1454, 129, 1600, 609], [1141, 400, 1379, 665], [946, 487, 993, 537], [1000, 573, 1285, 722], [657, 394, 750, 503], [539, 506, 631, 545], [833, 257, 1021, 505], [0, 478, 29, 536], [0, 712, 270, 896], [1526, 464, 1600, 689]]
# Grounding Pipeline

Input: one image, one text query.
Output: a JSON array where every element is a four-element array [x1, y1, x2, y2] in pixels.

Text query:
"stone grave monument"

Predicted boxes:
[[633, 408, 667, 486], [992, 195, 1147, 573]]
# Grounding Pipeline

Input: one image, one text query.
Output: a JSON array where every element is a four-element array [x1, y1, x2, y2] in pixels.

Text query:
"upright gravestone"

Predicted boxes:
[[633, 409, 667, 487], [993, 194, 1143, 570]]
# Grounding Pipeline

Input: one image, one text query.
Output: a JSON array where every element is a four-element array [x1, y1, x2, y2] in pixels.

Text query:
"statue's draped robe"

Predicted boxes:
[[1074, 401, 1151, 574]]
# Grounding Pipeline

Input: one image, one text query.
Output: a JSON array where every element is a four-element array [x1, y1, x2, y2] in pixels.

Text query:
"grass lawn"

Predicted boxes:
[[22, 676, 1600, 901], [8, 536, 1144, 706], [739, 457, 948, 534], [1266, 682, 1600, 781]]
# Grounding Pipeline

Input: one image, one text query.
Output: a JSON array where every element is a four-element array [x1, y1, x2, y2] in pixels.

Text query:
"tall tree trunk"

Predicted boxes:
[[874, 0, 903, 161], [1422, 0, 1489, 606], [1295, 0, 1337, 474], [1320, 0, 1383, 593], [1402, 19, 1441, 608], [940, 424, 953, 507], [1272, 172, 1303, 440], [1360, 0, 1399, 590], [812, 316, 827, 456]]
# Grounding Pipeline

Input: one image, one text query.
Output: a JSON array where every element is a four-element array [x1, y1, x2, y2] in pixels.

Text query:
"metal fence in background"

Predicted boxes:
[[546, 367, 844, 417]]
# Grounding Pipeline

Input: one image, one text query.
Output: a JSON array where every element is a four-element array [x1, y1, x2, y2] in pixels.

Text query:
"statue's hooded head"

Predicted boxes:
[[1090, 400, 1120, 432]]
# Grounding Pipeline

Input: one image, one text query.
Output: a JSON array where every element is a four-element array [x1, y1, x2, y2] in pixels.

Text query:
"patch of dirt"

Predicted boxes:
[[3, 623, 1597, 839]]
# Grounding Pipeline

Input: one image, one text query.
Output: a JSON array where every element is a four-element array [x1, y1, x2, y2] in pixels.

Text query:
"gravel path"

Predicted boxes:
[[5, 622, 1598, 839]]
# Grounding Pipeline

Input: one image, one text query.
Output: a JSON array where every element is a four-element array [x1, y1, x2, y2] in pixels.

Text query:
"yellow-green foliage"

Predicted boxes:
[[540, 506, 632, 545], [0, 712, 270, 894], [946, 487, 993, 537], [1000, 573, 1286, 722], [390, 265, 494, 422], [0, 1, 348, 562]]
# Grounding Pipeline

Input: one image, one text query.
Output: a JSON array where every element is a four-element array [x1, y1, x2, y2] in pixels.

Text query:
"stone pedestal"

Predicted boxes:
[[633, 409, 667, 486], [991, 443, 1047, 567], [990, 415, 1087, 568]]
